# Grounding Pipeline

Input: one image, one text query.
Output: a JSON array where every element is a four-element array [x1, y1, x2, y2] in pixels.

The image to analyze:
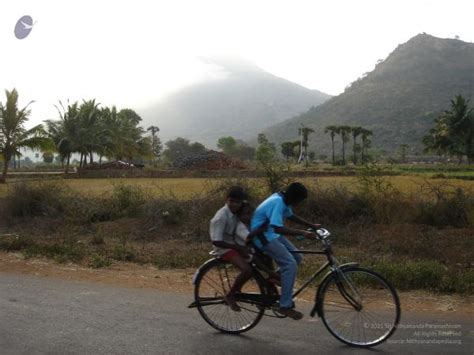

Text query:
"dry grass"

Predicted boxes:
[[1, 175, 472, 199]]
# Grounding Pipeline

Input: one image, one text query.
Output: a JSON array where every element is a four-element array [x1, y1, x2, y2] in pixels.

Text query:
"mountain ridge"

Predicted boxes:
[[139, 58, 331, 147], [263, 34, 474, 155]]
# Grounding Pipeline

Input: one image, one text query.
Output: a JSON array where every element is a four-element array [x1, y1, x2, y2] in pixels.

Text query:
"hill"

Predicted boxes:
[[263, 34, 474, 155], [139, 57, 331, 147]]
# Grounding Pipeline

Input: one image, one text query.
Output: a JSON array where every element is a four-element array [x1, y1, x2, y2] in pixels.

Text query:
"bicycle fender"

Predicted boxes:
[[192, 258, 220, 285], [310, 262, 359, 318]]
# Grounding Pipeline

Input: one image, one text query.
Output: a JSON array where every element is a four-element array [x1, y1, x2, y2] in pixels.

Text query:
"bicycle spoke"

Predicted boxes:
[[195, 260, 265, 334], [320, 268, 400, 347]]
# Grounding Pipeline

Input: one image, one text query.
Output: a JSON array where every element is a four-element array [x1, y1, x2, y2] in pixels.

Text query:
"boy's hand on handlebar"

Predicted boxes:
[[310, 223, 322, 230], [302, 230, 318, 240]]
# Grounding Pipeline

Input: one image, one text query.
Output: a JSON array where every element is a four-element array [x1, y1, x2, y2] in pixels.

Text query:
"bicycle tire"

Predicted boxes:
[[319, 266, 400, 347], [194, 258, 266, 334]]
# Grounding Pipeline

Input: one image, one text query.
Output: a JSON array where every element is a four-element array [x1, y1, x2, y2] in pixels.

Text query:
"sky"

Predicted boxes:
[[1, 0, 474, 128]]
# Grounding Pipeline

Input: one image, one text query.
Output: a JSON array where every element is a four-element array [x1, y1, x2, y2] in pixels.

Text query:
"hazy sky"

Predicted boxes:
[[2, 0, 474, 128]]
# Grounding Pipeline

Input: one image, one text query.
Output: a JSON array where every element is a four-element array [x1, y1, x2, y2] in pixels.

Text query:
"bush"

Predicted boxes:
[[370, 260, 445, 291], [154, 245, 209, 269], [0, 234, 31, 251], [109, 184, 147, 218], [5, 182, 69, 218], [112, 245, 136, 262], [23, 242, 85, 264], [416, 187, 472, 227], [89, 254, 111, 268]]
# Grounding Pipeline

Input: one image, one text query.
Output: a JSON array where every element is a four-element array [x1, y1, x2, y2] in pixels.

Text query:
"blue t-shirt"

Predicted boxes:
[[250, 192, 293, 248]]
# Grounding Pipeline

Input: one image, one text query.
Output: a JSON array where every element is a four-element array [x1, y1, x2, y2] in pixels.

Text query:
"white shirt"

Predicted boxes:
[[209, 204, 239, 256]]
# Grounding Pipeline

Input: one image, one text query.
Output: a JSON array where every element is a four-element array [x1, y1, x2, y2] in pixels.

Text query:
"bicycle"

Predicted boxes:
[[189, 228, 401, 348]]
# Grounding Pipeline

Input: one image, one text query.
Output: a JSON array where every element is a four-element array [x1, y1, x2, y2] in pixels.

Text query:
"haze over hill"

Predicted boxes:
[[263, 34, 474, 155], [139, 57, 331, 147]]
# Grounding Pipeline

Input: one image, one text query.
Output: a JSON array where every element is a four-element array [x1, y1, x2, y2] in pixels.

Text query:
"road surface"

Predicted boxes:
[[0, 272, 472, 354]]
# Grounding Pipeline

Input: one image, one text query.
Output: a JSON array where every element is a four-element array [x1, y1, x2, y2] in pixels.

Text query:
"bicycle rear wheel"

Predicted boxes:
[[194, 258, 265, 334], [319, 266, 400, 347]]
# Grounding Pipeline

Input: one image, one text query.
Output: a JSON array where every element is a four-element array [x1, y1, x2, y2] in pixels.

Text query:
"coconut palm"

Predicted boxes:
[[444, 95, 473, 163], [0, 89, 52, 183], [77, 99, 103, 166], [46, 100, 80, 173]]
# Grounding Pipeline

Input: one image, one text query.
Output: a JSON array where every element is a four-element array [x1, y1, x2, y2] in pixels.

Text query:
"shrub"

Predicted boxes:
[[416, 186, 472, 227], [369, 260, 446, 291], [89, 254, 111, 268], [5, 182, 69, 218], [109, 184, 147, 218], [23, 242, 85, 264], [0, 234, 31, 251], [112, 245, 136, 262]]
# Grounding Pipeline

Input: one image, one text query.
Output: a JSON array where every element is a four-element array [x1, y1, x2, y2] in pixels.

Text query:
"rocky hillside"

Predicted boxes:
[[263, 34, 474, 155]]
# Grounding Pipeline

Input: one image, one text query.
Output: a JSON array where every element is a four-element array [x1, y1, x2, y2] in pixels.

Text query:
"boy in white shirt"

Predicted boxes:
[[210, 187, 266, 311]]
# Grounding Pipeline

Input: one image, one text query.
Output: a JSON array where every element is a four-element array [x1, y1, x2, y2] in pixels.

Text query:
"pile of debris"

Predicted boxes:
[[172, 151, 246, 170]]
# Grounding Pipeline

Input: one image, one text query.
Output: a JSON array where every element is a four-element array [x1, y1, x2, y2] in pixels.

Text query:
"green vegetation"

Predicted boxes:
[[0, 167, 472, 293], [216, 136, 255, 161], [423, 95, 474, 163], [46, 100, 153, 171], [0, 89, 52, 183]]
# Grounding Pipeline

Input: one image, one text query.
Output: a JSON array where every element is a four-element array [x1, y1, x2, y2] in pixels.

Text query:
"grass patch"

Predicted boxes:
[[23, 242, 85, 264], [367, 260, 473, 294], [89, 254, 112, 269]]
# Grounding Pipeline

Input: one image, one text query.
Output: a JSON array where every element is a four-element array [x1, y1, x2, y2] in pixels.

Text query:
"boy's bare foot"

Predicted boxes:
[[224, 294, 241, 312], [276, 307, 303, 320]]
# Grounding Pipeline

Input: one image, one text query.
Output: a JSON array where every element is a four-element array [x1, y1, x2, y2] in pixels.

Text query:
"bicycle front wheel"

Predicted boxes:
[[319, 266, 400, 347], [194, 258, 265, 334]]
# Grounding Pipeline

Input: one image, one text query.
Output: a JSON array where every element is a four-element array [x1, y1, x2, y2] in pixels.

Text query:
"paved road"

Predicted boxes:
[[0, 273, 472, 354]]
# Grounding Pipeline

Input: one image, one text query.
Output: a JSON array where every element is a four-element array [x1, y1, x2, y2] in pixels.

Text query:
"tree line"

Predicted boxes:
[[278, 125, 373, 165], [0, 89, 158, 182], [2, 88, 472, 183]]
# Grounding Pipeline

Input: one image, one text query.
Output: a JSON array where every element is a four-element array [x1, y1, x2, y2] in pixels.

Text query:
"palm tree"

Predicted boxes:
[[422, 117, 452, 160], [46, 100, 80, 173], [147, 125, 161, 161], [351, 126, 363, 165], [324, 125, 338, 165], [77, 99, 103, 166], [444, 95, 473, 163], [0, 89, 52, 183], [360, 128, 373, 163], [399, 144, 409, 163], [298, 125, 314, 164], [337, 126, 351, 165]]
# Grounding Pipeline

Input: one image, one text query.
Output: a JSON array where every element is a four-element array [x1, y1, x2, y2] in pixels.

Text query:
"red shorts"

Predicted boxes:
[[220, 249, 239, 261]]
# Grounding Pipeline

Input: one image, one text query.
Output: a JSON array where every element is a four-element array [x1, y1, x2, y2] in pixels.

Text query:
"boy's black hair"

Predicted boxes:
[[284, 182, 308, 203], [227, 186, 248, 201]]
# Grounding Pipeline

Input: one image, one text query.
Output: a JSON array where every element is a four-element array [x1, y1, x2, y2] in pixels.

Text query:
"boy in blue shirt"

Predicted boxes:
[[251, 182, 320, 320]]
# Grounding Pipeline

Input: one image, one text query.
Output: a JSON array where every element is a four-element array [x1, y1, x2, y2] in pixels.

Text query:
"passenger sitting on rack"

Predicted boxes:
[[209, 186, 266, 312]]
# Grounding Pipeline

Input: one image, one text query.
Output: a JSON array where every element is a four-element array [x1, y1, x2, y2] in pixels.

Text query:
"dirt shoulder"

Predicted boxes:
[[0, 251, 472, 317]]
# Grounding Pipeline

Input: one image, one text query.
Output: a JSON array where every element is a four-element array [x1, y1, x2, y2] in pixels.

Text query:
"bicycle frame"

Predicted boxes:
[[190, 234, 360, 315], [289, 249, 331, 299]]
